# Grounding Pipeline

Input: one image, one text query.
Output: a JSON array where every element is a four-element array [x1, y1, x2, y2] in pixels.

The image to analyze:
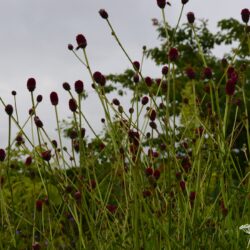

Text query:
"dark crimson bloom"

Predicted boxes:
[[157, 0, 166, 9], [36, 200, 43, 212], [41, 150, 51, 162], [129, 107, 134, 114], [93, 71, 106, 86], [51, 140, 58, 148], [112, 98, 120, 106], [69, 98, 77, 112], [187, 12, 195, 24], [143, 190, 151, 198], [27, 78, 36, 92], [227, 66, 235, 78], [32, 242, 41, 250], [145, 76, 153, 87], [162, 65, 169, 75], [81, 128, 86, 138], [145, 167, 154, 176], [68, 44, 74, 51], [149, 109, 157, 121], [99, 9, 109, 19], [62, 82, 71, 91], [74, 191, 81, 200], [225, 79, 235, 96], [189, 191, 196, 201], [149, 121, 157, 129], [181, 0, 189, 4], [74, 80, 84, 94], [11, 90, 16, 96], [25, 156, 32, 166], [36, 95, 43, 103], [185, 67, 196, 79], [141, 96, 149, 105], [168, 47, 179, 61], [153, 169, 161, 180], [203, 67, 213, 79], [89, 179, 96, 189], [0, 149, 6, 161], [179, 180, 186, 191], [241, 8, 250, 23], [50, 92, 59, 106], [76, 34, 87, 49], [106, 204, 117, 214], [133, 74, 140, 83], [5, 104, 13, 116], [34, 116, 43, 128], [133, 61, 140, 71]]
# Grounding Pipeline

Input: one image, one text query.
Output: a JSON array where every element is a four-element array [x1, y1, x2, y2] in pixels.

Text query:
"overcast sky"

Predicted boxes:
[[0, 0, 248, 148]]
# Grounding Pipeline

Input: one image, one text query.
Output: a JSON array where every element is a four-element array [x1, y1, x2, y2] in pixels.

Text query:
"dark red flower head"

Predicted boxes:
[[241, 8, 250, 23], [203, 67, 213, 79], [168, 47, 179, 61], [32, 242, 41, 250], [41, 150, 51, 162], [36, 200, 43, 211], [11, 90, 16, 96], [187, 12, 195, 24], [185, 67, 196, 79], [162, 65, 169, 75], [76, 34, 87, 49], [93, 71, 106, 86], [145, 76, 153, 87], [99, 9, 109, 19], [5, 104, 13, 116], [68, 44, 74, 51], [74, 80, 84, 94], [62, 82, 71, 91], [36, 95, 43, 103], [225, 79, 235, 96], [25, 156, 32, 166], [141, 96, 149, 105], [34, 116, 43, 128], [133, 61, 140, 71], [69, 98, 77, 112], [157, 0, 166, 9], [27, 78, 36, 92], [181, 0, 189, 4], [50, 92, 59, 106], [0, 149, 6, 162], [106, 204, 117, 214]]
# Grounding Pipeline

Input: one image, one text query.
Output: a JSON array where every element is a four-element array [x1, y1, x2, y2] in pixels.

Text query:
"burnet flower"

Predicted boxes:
[[239, 224, 250, 248]]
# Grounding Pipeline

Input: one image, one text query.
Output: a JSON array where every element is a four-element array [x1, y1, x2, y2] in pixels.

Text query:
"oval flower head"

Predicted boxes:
[[239, 224, 250, 248]]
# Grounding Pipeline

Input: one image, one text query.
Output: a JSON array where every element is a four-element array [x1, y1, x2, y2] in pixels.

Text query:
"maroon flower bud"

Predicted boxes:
[[189, 191, 196, 201], [106, 204, 117, 214], [32, 242, 41, 250], [99, 9, 109, 19], [187, 12, 195, 24], [129, 107, 134, 114], [112, 98, 120, 106], [141, 96, 149, 105], [133, 61, 140, 71], [181, 0, 189, 4], [89, 179, 96, 189], [157, 0, 166, 9], [225, 79, 235, 96], [179, 180, 186, 191], [69, 130, 77, 139], [50, 92, 59, 106], [0, 149, 6, 162], [145, 76, 153, 87], [149, 109, 157, 121], [25, 156, 32, 166], [5, 104, 13, 116], [153, 169, 161, 180], [145, 167, 154, 176], [27, 78, 36, 92], [162, 65, 169, 75], [149, 121, 157, 129], [74, 191, 81, 200], [69, 98, 77, 112], [11, 90, 16, 96], [74, 80, 84, 94], [143, 190, 151, 198], [241, 8, 250, 23], [68, 44, 74, 51], [203, 67, 213, 79], [93, 71, 106, 86], [168, 47, 179, 61], [36, 95, 43, 103], [185, 67, 196, 79], [76, 34, 87, 49], [41, 150, 51, 162], [133, 74, 140, 83], [36, 200, 43, 212], [62, 82, 71, 91], [34, 116, 43, 128], [101, 118, 105, 123]]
